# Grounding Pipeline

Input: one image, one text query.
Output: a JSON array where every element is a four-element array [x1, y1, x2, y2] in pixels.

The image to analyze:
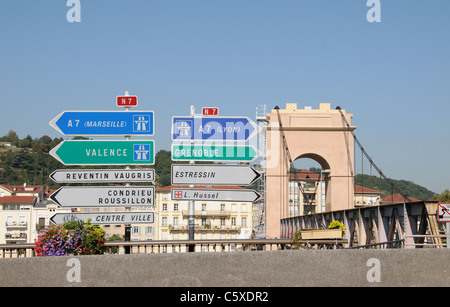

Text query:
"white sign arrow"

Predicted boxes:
[[171, 164, 261, 186], [50, 169, 155, 183], [50, 212, 154, 225], [50, 186, 155, 207], [171, 188, 261, 202]]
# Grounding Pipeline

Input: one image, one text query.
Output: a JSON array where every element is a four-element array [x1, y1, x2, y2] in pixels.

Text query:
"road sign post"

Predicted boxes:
[[116, 95, 138, 108], [50, 186, 155, 208], [49, 93, 157, 255], [49, 111, 154, 136], [49, 169, 155, 183], [171, 188, 261, 202], [171, 164, 260, 185], [171, 143, 260, 162], [50, 212, 154, 225], [171, 107, 263, 250], [172, 116, 260, 141], [50, 140, 155, 165]]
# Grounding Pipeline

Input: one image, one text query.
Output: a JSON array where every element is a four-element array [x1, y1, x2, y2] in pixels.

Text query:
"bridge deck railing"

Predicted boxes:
[[0, 238, 348, 258]]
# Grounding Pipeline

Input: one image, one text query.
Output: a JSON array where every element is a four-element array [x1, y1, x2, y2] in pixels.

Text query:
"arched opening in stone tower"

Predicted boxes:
[[290, 154, 331, 216]]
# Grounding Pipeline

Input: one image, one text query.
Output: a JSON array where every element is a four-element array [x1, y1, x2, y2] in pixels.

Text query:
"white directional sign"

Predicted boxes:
[[171, 164, 261, 186], [50, 212, 154, 225], [50, 186, 155, 207], [171, 188, 261, 202], [50, 169, 155, 183], [438, 203, 450, 222]]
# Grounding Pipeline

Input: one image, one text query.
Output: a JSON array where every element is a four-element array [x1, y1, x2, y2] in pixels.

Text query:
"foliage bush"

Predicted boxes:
[[34, 219, 106, 256]]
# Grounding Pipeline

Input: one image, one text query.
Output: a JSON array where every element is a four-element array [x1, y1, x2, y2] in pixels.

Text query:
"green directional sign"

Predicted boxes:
[[171, 143, 260, 162], [50, 140, 155, 165]]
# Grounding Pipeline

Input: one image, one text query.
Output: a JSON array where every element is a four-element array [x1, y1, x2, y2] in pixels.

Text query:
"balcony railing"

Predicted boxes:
[[5, 222, 27, 228], [5, 233, 27, 240], [181, 210, 230, 218], [168, 225, 241, 232]]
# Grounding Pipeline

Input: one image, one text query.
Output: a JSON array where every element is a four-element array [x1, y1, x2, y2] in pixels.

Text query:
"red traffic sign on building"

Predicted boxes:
[[117, 95, 138, 107], [202, 107, 219, 116]]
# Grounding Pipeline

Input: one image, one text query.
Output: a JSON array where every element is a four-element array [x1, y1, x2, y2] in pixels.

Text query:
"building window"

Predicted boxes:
[[132, 226, 140, 235], [162, 217, 167, 226], [173, 217, 178, 227], [242, 217, 247, 227], [231, 217, 236, 226], [202, 204, 207, 212], [174, 203, 178, 211], [145, 226, 154, 235], [163, 203, 167, 211], [221, 204, 225, 211]]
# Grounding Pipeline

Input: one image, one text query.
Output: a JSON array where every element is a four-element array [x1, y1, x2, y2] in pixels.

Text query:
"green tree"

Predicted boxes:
[[433, 190, 450, 202]]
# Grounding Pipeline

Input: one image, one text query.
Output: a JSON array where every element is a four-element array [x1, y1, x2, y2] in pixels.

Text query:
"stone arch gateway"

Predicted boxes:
[[264, 103, 356, 238]]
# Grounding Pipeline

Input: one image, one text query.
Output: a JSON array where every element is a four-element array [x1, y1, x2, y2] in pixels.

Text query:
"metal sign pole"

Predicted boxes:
[[124, 91, 131, 255], [188, 105, 195, 252], [447, 223, 450, 249]]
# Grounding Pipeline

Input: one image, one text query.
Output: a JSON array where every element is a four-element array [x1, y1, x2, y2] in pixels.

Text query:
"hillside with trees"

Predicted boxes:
[[354, 174, 436, 201]]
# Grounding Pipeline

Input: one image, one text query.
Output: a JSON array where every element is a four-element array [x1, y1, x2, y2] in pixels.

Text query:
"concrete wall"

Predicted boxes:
[[0, 249, 449, 287]]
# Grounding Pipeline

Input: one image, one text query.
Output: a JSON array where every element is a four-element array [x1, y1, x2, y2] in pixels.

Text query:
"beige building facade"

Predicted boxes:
[[156, 185, 254, 245]]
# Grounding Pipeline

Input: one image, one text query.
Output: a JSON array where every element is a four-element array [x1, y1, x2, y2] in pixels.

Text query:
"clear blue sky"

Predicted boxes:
[[1, 1, 449, 194]]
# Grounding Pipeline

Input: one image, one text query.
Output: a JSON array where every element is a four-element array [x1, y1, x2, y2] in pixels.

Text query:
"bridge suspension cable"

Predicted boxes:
[[336, 106, 412, 203]]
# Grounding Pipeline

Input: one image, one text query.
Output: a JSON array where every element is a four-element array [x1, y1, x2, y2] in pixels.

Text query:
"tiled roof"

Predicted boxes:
[[0, 196, 37, 203], [381, 194, 420, 203], [0, 184, 43, 194], [354, 185, 382, 194]]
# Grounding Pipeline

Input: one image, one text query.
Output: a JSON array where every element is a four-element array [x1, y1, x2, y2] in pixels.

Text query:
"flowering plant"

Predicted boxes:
[[81, 222, 106, 255], [34, 219, 106, 256], [34, 225, 83, 256], [290, 230, 302, 249]]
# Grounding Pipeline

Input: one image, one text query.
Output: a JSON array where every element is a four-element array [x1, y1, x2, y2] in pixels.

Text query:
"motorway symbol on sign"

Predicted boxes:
[[49, 140, 155, 165], [171, 164, 261, 185], [438, 203, 450, 222], [49, 110, 154, 136], [50, 186, 155, 207], [171, 116, 260, 141], [49, 169, 155, 183], [171, 188, 261, 202], [50, 212, 154, 225], [171, 143, 260, 162]]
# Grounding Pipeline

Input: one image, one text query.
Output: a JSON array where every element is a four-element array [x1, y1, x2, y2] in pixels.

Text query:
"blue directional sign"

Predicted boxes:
[[171, 116, 260, 141], [49, 111, 154, 136]]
